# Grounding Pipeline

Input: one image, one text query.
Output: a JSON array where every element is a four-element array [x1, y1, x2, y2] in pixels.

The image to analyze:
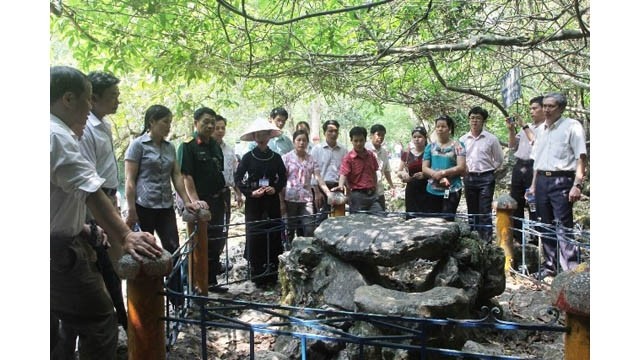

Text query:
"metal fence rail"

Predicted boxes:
[[157, 210, 589, 359]]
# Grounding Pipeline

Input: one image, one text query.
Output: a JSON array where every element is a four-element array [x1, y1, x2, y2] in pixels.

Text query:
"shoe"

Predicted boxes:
[[532, 269, 556, 280]]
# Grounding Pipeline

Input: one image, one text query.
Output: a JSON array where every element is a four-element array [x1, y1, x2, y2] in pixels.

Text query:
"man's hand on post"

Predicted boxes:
[[123, 231, 163, 262]]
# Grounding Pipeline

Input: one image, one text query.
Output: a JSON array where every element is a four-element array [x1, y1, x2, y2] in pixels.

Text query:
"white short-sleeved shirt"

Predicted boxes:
[[78, 112, 119, 189], [309, 141, 347, 185], [531, 117, 587, 171], [459, 130, 504, 173], [365, 142, 391, 196], [50, 114, 105, 237]]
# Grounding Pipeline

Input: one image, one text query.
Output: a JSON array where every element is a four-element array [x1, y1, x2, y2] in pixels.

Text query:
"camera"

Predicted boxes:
[[507, 116, 516, 124]]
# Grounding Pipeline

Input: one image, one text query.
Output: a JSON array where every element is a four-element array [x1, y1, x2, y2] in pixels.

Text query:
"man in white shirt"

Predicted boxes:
[[310, 120, 348, 222], [529, 93, 587, 279], [460, 106, 504, 242], [50, 65, 162, 359], [58, 71, 128, 356], [79, 71, 121, 207], [506, 96, 545, 243], [365, 124, 395, 211]]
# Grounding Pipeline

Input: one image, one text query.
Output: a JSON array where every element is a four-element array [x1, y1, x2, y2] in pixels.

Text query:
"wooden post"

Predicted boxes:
[[564, 314, 589, 360], [493, 193, 518, 273], [184, 209, 212, 296], [328, 191, 347, 218], [550, 263, 590, 360], [114, 248, 173, 360], [127, 276, 165, 359]]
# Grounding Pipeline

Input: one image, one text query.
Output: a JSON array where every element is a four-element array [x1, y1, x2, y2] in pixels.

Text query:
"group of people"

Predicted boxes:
[[50, 63, 586, 359], [398, 97, 587, 281]]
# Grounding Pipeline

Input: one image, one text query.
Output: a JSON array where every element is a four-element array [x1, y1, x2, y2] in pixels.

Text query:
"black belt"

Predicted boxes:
[[102, 188, 117, 196], [515, 158, 534, 165], [467, 170, 494, 177], [537, 170, 575, 177], [351, 188, 375, 195]]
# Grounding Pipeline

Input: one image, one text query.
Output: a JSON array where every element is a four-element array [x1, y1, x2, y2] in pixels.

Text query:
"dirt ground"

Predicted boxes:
[[114, 162, 586, 359]]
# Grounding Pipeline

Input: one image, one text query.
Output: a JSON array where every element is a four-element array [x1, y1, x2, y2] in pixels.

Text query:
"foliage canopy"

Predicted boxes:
[[50, 0, 590, 143]]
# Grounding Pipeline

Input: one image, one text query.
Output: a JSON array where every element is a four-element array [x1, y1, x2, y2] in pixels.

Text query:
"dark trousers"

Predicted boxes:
[[244, 193, 284, 285], [203, 192, 227, 284], [534, 174, 579, 272], [404, 179, 429, 218], [463, 172, 496, 242], [135, 205, 182, 305], [510, 159, 536, 242], [51, 235, 118, 359], [424, 190, 461, 221], [349, 190, 384, 215], [285, 200, 315, 246]]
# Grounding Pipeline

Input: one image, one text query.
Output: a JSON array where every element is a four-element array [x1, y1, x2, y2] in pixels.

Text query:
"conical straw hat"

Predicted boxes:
[[239, 117, 282, 141]]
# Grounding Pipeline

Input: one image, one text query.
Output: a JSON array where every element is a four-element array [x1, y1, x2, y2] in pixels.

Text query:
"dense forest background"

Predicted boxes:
[[50, 0, 590, 168]]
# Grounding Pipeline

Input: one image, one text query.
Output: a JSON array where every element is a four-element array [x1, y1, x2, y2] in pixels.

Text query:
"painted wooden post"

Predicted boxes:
[[492, 193, 518, 273], [328, 191, 347, 217], [115, 248, 173, 360], [550, 263, 590, 360], [184, 209, 212, 296]]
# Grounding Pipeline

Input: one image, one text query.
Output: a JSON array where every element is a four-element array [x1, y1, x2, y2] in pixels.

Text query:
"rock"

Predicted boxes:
[[462, 340, 504, 356], [354, 284, 470, 318], [254, 350, 288, 360], [550, 262, 590, 316], [181, 208, 211, 223], [492, 193, 518, 211], [115, 248, 173, 280], [479, 244, 507, 300], [280, 237, 367, 311], [315, 214, 461, 267]]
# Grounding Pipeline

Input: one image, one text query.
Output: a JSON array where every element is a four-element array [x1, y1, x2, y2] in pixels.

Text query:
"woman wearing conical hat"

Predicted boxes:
[[234, 117, 287, 288]]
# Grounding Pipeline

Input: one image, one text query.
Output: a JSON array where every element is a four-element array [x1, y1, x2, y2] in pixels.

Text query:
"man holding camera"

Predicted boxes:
[[506, 96, 545, 243]]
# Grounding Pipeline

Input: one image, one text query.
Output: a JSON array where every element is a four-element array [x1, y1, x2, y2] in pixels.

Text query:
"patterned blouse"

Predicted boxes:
[[282, 151, 320, 203]]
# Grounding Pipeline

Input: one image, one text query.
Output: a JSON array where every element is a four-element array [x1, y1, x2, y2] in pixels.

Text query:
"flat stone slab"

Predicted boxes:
[[354, 284, 470, 318], [314, 214, 461, 267]]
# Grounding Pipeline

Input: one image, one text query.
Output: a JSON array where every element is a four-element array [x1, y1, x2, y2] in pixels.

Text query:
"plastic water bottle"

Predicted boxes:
[[525, 189, 536, 213]]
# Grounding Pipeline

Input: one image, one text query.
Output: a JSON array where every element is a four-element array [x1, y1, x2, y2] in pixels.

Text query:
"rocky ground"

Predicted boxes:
[[156, 207, 572, 360], [161, 254, 565, 360], [114, 160, 588, 359]]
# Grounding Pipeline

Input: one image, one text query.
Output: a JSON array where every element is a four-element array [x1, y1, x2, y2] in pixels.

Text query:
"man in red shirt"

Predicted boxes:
[[332, 126, 383, 214]]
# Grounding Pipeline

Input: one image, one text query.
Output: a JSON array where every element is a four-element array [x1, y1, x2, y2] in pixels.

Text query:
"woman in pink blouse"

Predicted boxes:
[[281, 130, 331, 247]]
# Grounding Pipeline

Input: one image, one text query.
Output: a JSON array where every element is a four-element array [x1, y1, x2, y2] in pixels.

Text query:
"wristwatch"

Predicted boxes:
[[574, 183, 583, 190]]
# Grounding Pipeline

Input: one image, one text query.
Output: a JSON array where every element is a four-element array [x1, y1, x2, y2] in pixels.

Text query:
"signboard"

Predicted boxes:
[[501, 67, 521, 108]]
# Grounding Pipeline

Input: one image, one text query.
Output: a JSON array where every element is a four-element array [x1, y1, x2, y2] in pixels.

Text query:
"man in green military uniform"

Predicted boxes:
[[179, 107, 228, 292]]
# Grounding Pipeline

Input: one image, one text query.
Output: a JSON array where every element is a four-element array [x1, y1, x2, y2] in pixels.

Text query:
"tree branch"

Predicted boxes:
[[389, 29, 588, 55], [426, 53, 508, 116], [216, 0, 394, 26]]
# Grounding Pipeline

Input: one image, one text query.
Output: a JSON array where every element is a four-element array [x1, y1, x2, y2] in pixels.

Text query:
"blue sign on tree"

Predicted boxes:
[[501, 67, 521, 108]]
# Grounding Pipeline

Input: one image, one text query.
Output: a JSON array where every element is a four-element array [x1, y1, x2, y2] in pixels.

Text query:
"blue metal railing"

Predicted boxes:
[[156, 209, 587, 359]]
